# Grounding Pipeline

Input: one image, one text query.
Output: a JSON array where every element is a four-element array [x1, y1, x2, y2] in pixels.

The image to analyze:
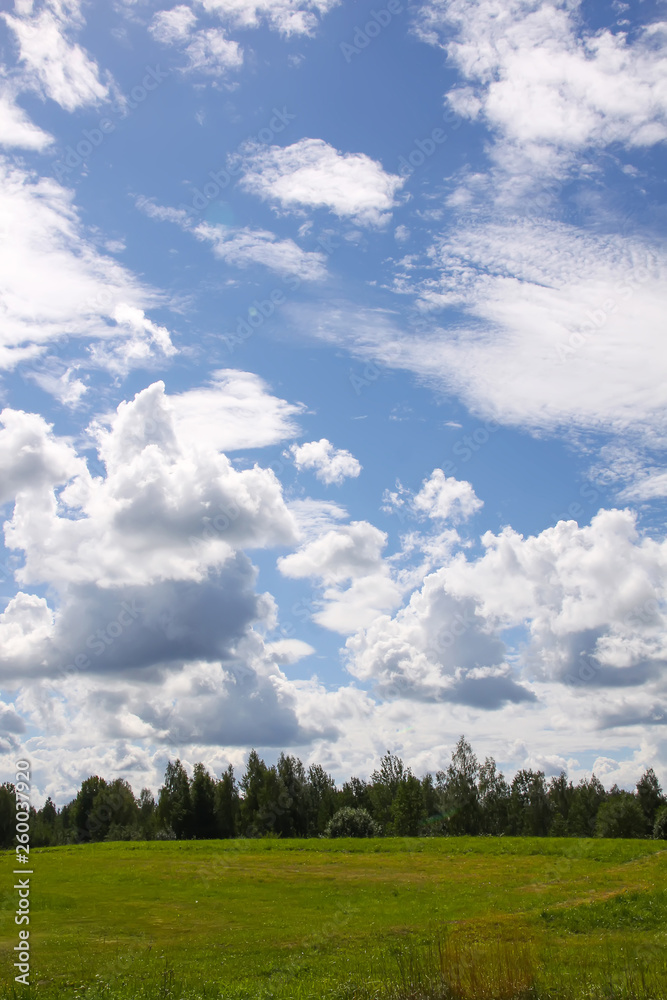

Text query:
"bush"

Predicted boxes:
[[596, 793, 646, 838], [324, 806, 381, 838], [654, 804, 667, 839]]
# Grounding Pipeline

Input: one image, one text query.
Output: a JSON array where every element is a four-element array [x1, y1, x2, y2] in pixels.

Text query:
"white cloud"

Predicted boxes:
[[137, 197, 325, 280], [0, 379, 331, 758], [289, 438, 362, 485], [182, 28, 243, 75], [238, 138, 405, 227], [0, 158, 175, 373], [279, 520, 388, 585], [135, 197, 191, 226], [345, 506, 667, 724], [150, 5, 197, 44], [265, 638, 315, 664], [149, 8, 243, 76], [346, 573, 531, 706], [170, 369, 305, 452], [287, 497, 349, 542], [197, 0, 340, 36], [416, 0, 667, 196], [2, 381, 298, 590], [28, 365, 88, 408], [278, 521, 405, 632], [194, 223, 327, 280], [0, 407, 85, 504], [301, 219, 667, 444], [3, 3, 110, 111], [412, 469, 483, 521], [0, 87, 53, 150]]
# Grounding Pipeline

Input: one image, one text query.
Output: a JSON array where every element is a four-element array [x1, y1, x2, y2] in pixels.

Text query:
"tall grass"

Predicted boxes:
[[372, 930, 667, 1000]]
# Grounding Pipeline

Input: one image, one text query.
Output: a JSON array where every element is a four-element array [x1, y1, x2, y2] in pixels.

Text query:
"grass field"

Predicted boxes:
[[1, 838, 666, 999]]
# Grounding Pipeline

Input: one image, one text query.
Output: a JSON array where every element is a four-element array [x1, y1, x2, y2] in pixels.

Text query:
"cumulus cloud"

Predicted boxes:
[[416, 0, 667, 197], [443, 508, 667, 690], [3, 1, 111, 111], [0, 407, 85, 505], [238, 138, 405, 227], [2, 381, 298, 590], [388, 468, 483, 522], [288, 438, 362, 485], [345, 507, 667, 715], [194, 223, 327, 280], [347, 575, 533, 707], [0, 374, 333, 750], [0, 159, 176, 374], [278, 521, 405, 633]]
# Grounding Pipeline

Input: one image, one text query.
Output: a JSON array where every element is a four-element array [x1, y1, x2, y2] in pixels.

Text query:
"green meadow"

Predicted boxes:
[[1, 838, 666, 1000]]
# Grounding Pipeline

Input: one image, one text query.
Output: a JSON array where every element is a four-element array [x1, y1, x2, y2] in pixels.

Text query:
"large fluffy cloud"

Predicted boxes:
[[0, 375, 326, 752], [345, 507, 667, 720], [2, 381, 298, 590], [416, 0, 667, 198]]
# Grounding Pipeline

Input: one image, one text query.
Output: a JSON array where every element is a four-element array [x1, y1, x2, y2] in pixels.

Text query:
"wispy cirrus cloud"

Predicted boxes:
[[194, 223, 327, 280], [300, 218, 667, 444], [136, 196, 327, 281]]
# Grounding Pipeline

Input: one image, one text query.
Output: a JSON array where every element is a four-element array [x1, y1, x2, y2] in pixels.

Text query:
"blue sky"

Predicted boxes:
[[1, 0, 666, 804]]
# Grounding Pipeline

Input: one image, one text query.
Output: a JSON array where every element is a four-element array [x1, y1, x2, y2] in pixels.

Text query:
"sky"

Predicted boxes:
[[0, 0, 666, 806]]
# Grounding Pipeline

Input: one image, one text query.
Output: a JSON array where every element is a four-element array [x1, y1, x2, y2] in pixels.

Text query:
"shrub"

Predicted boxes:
[[324, 806, 381, 838]]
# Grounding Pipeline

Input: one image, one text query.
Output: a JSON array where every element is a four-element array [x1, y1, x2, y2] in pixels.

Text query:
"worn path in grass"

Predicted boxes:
[[0, 838, 665, 998]]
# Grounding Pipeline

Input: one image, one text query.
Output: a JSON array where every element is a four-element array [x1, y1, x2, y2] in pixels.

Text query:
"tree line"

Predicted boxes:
[[2, 737, 666, 847]]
